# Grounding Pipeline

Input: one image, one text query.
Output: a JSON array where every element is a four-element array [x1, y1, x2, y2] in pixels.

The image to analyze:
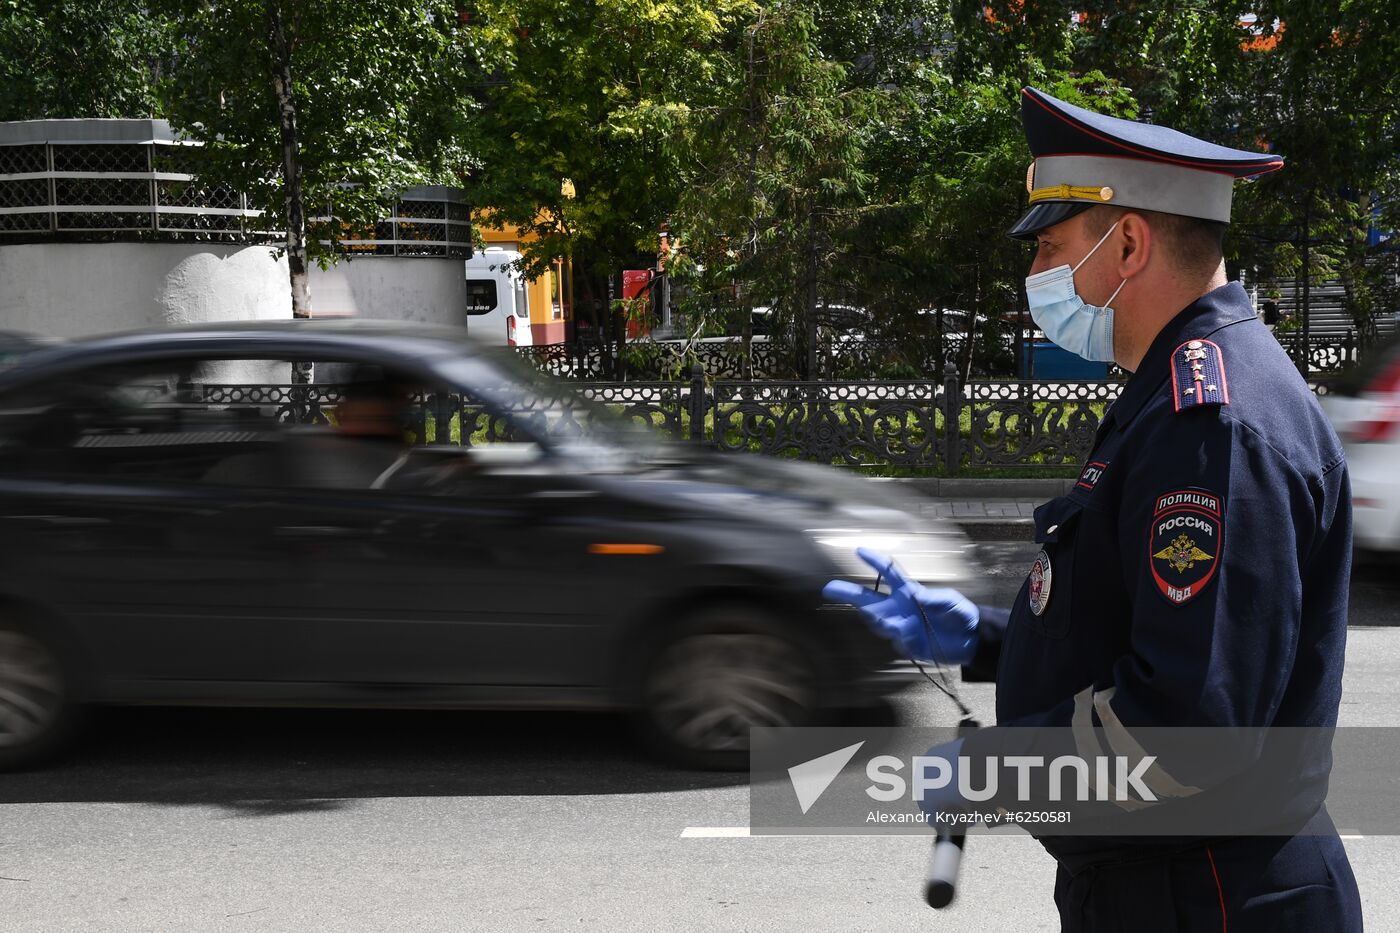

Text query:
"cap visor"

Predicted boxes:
[[1007, 201, 1092, 240]]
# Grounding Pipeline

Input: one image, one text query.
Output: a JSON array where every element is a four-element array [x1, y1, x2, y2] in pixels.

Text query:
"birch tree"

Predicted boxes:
[[161, 0, 479, 330]]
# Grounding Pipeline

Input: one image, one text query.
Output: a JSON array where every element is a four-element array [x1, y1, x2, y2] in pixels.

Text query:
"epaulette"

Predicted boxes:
[[1170, 339, 1229, 412]]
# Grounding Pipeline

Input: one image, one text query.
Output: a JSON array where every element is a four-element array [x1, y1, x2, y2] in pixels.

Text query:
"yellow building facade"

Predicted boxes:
[[478, 223, 573, 345]]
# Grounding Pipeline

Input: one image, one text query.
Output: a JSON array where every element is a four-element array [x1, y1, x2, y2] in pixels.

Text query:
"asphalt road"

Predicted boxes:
[[3, 543, 1399, 932]]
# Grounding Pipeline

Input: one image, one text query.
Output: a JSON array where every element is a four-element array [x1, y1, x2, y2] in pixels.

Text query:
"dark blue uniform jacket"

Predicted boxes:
[[963, 282, 1352, 868]]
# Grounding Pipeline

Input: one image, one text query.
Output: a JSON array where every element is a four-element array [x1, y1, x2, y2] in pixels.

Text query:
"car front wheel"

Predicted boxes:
[[0, 622, 77, 771], [635, 605, 818, 770]]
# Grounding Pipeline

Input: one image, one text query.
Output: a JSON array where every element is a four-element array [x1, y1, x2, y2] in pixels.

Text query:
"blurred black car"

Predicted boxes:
[[0, 321, 971, 769], [0, 329, 55, 367]]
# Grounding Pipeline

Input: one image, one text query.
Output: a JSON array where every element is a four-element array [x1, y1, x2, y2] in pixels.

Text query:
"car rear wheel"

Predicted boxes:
[[635, 605, 818, 770], [0, 622, 77, 771]]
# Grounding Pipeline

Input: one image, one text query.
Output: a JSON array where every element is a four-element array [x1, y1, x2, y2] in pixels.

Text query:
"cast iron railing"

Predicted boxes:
[[181, 367, 1337, 474], [518, 330, 1365, 382]]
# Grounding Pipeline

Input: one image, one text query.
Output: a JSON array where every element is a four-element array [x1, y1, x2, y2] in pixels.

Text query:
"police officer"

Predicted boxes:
[[825, 87, 1361, 931]]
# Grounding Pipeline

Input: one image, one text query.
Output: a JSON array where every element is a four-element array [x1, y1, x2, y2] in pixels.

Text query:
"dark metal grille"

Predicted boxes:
[[157, 212, 243, 233], [57, 210, 150, 230], [374, 220, 396, 255], [157, 178, 241, 211], [2, 140, 467, 253], [0, 210, 49, 232], [394, 234, 448, 256], [51, 144, 148, 174], [0, 145, 46, 175], [55, 176, 150, 207], [396, 199, 444, 220], [0, 178, 49, 208]]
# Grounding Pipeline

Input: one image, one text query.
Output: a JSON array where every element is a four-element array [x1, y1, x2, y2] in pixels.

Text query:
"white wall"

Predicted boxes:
[[0, 243, 468, 339], [0, 243, 292, 338], [307, 254, 467, 327]]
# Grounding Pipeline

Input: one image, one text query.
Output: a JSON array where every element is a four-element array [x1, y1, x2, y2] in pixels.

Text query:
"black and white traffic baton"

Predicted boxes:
[[866, 562, 983, 910], [924, 716, 980, 909]]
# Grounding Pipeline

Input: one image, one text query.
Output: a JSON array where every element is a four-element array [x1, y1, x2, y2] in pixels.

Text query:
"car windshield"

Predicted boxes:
[[435, 347, 668, 459]]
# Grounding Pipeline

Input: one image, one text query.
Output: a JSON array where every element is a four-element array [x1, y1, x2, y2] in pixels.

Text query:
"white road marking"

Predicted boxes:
[[681, 828, 1372, 842], [681, 827, 939, 838]]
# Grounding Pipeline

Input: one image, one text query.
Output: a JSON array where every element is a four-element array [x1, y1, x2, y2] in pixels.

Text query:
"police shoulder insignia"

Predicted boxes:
[[1149, 489, 1222, 606], [1171, 339, 1229, 413]]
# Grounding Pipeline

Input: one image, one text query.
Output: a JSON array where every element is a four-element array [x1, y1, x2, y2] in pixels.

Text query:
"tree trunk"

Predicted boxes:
[[269, 4, 311, 377], [962, 261, 979, 383], [1300, 203, 1311, 379], [739, 20, 760, 381], [805, 213, 819, 380]]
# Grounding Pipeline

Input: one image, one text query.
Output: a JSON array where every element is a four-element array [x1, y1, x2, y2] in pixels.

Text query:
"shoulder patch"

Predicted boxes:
[[1171, 339, 1229, 412], [1149, 489, 1222, 605]]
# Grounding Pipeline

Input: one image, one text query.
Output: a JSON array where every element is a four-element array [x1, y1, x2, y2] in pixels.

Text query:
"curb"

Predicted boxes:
[[954, 518, 1034, 541], [871, 477, 1077, 499]]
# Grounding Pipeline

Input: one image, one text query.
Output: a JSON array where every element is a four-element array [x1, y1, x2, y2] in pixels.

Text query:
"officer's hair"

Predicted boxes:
[[1085, 207, 1226, 276]]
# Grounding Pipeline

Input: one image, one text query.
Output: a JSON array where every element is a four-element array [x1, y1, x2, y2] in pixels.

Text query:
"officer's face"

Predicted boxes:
[[1030, 213, 1122, 308]]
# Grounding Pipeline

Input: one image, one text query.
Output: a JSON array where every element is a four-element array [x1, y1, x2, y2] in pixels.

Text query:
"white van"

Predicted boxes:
[[464, 247, 532, 346]]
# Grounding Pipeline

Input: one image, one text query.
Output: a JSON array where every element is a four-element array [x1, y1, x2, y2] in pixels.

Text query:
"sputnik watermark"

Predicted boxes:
[[751, 726, 1384, 836], [866, 753, 1157, 803]]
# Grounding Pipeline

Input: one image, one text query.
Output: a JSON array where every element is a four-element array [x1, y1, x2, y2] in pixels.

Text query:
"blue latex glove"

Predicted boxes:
[[822, 547, 980, 665]]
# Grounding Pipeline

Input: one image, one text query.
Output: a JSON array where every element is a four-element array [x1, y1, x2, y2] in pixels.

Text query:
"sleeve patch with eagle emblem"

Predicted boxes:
[[1149, 488, 1223, 606]]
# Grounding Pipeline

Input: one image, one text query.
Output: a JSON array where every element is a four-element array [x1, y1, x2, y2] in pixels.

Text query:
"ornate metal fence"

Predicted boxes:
[[518, 334, 976, 381], [1274, 331, 1363, 374], [520, 329, 1366, 382], [710, 380, 945, 468], [182, 369, 1336, 473], [962, 380, 1120, 470]]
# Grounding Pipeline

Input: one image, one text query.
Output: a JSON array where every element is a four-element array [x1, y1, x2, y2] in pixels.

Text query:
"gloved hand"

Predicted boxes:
[[822, 547, 980, 665]]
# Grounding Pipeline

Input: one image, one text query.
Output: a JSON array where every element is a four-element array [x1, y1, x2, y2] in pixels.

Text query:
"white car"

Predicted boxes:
[[1320, 336, 1400, 553], [464, 247, 533, 347]]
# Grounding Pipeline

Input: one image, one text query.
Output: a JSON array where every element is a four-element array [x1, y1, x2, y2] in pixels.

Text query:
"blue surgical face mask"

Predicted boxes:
[[1024, 222, 1127, 363]]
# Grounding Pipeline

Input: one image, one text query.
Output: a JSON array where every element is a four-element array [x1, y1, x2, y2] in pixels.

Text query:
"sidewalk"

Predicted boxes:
[[874, 477, 1058, 540], [915, 499, 1038, 540]]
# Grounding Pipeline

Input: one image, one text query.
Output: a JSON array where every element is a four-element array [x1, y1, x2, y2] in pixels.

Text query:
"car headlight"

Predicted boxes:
[[810, 530, 968, 585]]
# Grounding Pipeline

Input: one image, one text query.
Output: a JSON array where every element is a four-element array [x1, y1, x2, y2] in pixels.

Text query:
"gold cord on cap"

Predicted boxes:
[[1028, 183, 1116, 204]]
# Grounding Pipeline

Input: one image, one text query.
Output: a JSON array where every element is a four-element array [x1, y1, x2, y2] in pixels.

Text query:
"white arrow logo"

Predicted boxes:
[[787, 741, 866, 814]]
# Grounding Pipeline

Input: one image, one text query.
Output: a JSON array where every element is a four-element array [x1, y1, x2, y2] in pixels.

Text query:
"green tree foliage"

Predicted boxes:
[[1222, 2, 1400, 340], [160, 0, 478, 321], [668, 1, 892, 376], [459, 0, 751, 330], [0, 0, 177, 121], [4, 0, 1397, 362]]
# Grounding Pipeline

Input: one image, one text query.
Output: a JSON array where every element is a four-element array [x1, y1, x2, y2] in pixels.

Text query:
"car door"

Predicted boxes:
[[240, 467, 618, 689], [0, 360, 298, 692]]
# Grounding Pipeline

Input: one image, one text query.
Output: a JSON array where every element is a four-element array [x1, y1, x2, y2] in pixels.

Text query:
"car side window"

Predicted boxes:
[[0, 359, 293, 483]]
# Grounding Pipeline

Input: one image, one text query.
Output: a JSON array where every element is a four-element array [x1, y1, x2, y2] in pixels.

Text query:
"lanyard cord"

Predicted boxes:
[[874, 570, 973, 720]]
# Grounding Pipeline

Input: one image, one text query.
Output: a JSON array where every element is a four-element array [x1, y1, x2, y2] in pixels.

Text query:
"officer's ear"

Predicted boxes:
[[1116, 212, 1153, 280]]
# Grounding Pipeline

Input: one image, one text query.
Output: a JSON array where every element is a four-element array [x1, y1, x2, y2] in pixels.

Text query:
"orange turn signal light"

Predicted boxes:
[[588, 543, 665, 556]]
